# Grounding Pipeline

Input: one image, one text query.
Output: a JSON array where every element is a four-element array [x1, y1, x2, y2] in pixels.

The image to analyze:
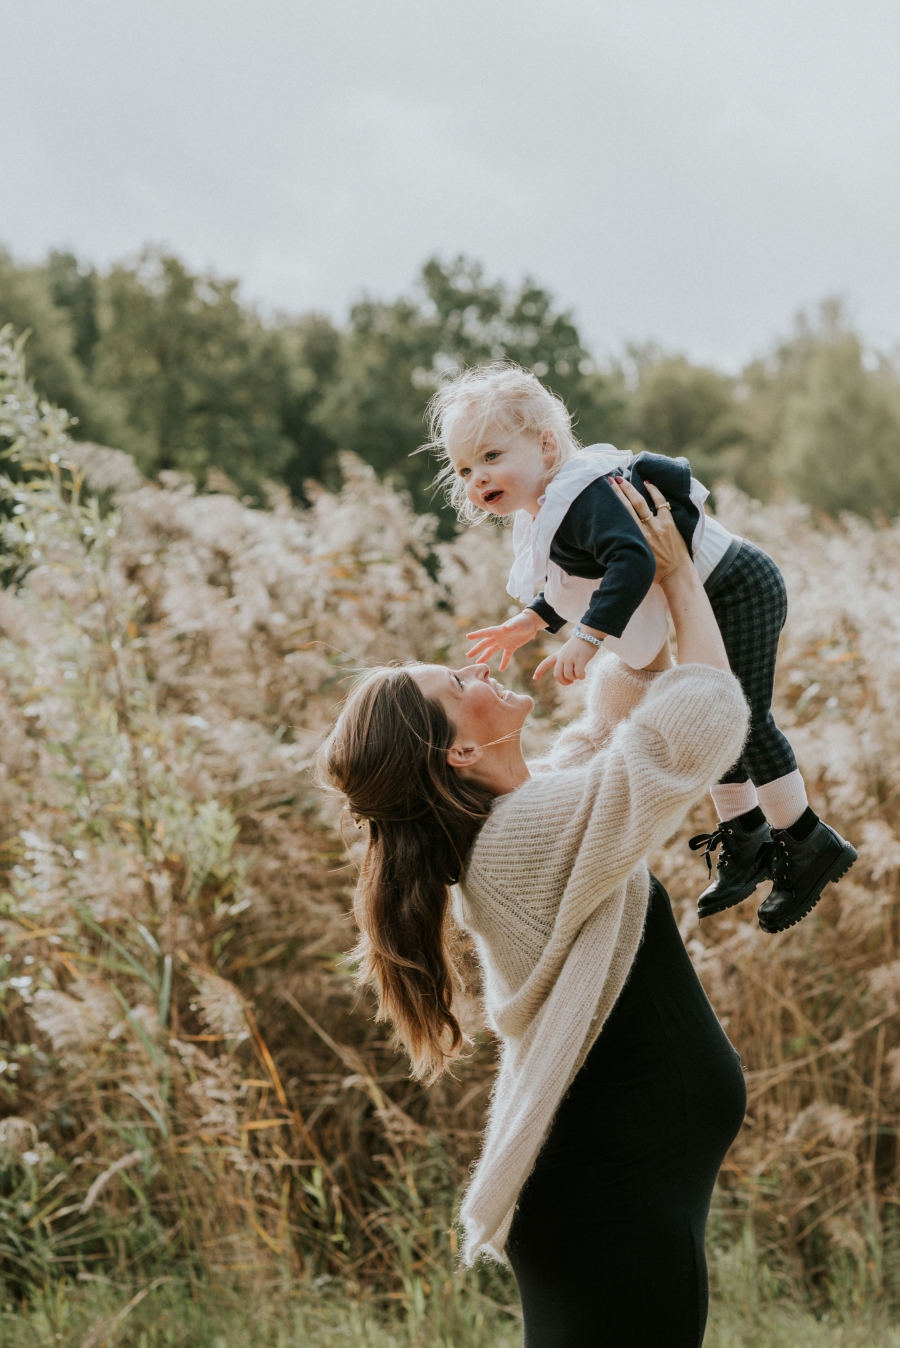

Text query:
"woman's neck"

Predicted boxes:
[[471, 736, 531, 796]]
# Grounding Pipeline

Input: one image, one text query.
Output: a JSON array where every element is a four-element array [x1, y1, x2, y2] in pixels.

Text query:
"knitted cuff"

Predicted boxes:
[[586, 653, 660, 728]]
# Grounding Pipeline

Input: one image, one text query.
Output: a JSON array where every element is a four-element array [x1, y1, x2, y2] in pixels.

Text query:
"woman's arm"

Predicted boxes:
[[558, 666, 746, 917], [477, 660, 748, 935], [540, 654, 662, 769]]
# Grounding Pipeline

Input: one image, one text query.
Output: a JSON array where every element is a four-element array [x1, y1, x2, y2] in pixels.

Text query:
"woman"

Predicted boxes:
[[318, 481, 750, 1347]]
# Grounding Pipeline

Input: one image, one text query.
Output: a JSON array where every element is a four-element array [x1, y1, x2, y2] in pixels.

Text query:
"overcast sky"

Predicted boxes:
[[2, 0, 899, 368]]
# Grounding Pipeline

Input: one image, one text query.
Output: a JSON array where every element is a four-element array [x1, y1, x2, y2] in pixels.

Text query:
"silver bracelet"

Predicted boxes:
[[574, 626, 605, 648]]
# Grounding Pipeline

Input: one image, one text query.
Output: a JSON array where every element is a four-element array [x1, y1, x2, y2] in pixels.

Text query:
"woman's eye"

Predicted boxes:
[[455, 675, 464, 689]]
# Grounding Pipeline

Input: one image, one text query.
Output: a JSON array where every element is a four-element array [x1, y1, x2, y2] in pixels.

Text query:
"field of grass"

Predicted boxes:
[[3, 1249, 900, 1348], [4, 327, 900, 1338]]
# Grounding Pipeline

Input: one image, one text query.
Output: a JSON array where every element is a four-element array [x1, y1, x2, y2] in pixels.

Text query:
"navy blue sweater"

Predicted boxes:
[[527, 452, 700, 638]]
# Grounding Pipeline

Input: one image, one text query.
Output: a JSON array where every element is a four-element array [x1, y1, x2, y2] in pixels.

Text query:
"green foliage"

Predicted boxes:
[[623, 348, 747, 488], [314, 256, 626, 522], [0, 253, 124, 448], [3, 1243, 900, 1348], [780, 328, 900, 519], [42, 251, 102, 372], [737, 300, 900, 515], [276, 314, 343, 499], [91, 250, 300, 495], [2, 248, 900, 521]]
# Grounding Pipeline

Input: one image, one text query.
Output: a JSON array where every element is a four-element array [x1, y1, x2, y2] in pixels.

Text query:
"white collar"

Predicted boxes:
[[507, 446, 632, 604]]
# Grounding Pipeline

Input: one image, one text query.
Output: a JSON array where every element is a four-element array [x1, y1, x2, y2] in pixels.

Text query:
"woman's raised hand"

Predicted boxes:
[[609, 477, 690, 583], [466, 608, 546, 672], [611, 477, 730, 672]]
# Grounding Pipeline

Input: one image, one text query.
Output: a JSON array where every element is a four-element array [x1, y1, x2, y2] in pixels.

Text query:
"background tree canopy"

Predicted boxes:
[[2, 246, 899, 525]]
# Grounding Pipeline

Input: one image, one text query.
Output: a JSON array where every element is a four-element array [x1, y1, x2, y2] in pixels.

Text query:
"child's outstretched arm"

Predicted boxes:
[[466, 608, 547, 672]]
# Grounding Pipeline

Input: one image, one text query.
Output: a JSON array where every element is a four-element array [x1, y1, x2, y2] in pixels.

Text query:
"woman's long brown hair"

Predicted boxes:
[[316, 666, 494, 1082]]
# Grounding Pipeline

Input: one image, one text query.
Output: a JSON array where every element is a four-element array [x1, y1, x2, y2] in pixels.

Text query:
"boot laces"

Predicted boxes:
[[689, 825, 736, 876], [768, 835, 793, 892]]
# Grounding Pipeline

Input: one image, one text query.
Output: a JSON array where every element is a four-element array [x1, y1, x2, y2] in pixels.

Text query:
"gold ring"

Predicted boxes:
[[657, 502, 672, 512]]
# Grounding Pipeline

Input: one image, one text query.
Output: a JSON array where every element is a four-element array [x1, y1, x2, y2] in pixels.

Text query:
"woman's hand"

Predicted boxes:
[[609, 478, 730, 672], [609, 477, 690, 583], [466, 608, 546, 672]]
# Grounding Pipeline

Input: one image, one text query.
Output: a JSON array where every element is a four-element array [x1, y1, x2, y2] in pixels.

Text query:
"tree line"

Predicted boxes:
[[2, 246, 899, 527]]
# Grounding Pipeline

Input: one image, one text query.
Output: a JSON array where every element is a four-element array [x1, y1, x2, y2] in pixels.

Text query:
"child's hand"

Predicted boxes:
[[534, 633, 600, 685], [466, 609, 546, 672]]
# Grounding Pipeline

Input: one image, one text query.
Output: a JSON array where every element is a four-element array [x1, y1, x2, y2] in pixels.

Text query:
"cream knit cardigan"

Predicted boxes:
[[455, 654, 749, 1264]]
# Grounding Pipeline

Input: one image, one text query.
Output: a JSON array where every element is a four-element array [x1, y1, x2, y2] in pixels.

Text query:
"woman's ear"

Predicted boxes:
[[447, 742, 484, 772]]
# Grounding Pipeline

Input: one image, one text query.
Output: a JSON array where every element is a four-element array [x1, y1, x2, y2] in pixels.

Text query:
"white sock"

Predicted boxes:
[[757, 770, 809, 831], [710, 780, 759, 822]]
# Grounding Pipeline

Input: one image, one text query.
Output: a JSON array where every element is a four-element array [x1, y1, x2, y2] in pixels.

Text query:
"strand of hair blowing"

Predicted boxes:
[[317, 668, 494, 1082]]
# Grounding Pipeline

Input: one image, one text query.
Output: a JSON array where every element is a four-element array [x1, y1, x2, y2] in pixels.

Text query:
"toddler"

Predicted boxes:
[[426, 363, 857, 934]]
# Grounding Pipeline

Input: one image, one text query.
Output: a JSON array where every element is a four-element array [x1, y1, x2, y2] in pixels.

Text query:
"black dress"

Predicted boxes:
[[506, 878, 746, 1347]]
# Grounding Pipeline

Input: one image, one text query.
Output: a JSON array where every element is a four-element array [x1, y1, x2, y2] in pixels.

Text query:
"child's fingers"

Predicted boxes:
[[465, 634, 497, 653], [533, 654, 555, 680], [498, 650, 512, 672], [465, 626, 502, 640], [466, 641, 498, 661]]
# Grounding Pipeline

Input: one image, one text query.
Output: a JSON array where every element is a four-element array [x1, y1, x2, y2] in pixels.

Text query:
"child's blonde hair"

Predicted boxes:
[[424, 362, 582, 522]]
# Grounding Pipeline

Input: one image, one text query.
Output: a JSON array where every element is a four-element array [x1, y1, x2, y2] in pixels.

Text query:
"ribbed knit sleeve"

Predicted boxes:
[[474, 664, 747, 957], [543, 653, 663, 769], [554, 664, 747, 921]]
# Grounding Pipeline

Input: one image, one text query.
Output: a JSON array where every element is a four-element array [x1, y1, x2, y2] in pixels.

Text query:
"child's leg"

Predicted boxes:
[[705, 541, 798, 806], [710, 544, 797, 798], [690, 543, 789, 916], [703, 540, 856, 929]]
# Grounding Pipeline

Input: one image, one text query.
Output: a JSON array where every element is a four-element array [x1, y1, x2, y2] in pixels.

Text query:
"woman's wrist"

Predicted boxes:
[[659, 560, 700, 599]]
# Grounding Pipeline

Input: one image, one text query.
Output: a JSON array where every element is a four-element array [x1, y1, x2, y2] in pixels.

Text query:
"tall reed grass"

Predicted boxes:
[[0, 323, 899, 1321]]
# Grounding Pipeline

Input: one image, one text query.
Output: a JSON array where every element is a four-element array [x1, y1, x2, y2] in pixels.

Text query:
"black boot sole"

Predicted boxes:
[[757, 842, 858, 934], [698, 870, 770, 920]]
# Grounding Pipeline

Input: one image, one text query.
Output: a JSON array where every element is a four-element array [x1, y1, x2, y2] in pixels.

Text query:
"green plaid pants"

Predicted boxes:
[[705, 540, 797, 787]]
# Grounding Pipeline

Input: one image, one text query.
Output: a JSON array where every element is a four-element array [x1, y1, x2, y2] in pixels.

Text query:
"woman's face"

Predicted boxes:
[[411, 663, 533, 753]]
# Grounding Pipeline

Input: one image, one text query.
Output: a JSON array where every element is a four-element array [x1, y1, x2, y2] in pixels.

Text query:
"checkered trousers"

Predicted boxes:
[[705, 540, 797, 787]]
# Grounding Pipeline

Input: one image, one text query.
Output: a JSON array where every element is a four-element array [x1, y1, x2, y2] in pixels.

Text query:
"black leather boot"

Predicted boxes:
[[757, 819, 857, 934], [690, 813, 773, 919]]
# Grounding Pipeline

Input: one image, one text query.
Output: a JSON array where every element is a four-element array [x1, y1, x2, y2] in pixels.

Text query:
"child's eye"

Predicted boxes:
[[485, 451, 498, 461], [459, 467, 470, 477]]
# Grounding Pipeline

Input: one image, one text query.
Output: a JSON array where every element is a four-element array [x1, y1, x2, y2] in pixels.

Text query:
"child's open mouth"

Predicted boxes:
[[483, 490, 504, 508]]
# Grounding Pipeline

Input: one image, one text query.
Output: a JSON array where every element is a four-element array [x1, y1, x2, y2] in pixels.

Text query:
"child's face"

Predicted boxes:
[[447, 430, 557, 517]]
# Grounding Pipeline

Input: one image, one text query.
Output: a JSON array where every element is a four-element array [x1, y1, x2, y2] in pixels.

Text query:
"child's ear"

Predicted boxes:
[[447, 742, 484, 771], [540, 430, 558, 465]]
